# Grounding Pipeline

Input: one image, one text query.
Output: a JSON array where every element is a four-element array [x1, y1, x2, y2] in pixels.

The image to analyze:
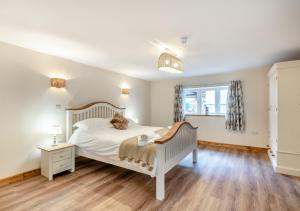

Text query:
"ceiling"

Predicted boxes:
[[0, 0, 300, 80]]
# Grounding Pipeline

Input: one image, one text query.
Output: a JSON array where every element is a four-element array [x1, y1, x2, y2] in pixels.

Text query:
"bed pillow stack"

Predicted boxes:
[[110, 113, 129, 130], [73, 118, 111, 130]]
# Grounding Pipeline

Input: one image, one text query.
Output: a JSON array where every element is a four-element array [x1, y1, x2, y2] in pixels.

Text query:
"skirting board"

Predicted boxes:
[[276, 166, 300, 177], [198, 140, 268, 152], [268, 149, 300, 177], [0, 169, 41, 188]]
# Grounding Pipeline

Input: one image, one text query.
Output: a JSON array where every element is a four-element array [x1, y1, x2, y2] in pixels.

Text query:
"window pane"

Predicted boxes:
[[220, 89, 228, 104], [184, 91, 198, 113], [201, 90, 215, 114], [220, 104, 227, 114], [220, 89, 228, 114], [206, 104, 215, 114], [183, 86, 228, 116]]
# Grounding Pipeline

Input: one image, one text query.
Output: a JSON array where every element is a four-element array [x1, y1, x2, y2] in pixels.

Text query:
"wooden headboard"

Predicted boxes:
[[66, 102, 125, 141]]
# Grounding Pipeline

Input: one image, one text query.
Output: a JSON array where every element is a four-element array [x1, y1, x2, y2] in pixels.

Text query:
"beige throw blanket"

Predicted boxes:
[[119, 128, 169, 171]]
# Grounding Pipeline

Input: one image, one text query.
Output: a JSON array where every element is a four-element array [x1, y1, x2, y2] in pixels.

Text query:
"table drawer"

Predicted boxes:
[[53, 149, 71, 162], [53, 158, 72, 174]]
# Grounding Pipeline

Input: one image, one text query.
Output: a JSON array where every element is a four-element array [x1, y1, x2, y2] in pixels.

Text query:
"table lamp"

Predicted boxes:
[[48, 125, 62, 146]]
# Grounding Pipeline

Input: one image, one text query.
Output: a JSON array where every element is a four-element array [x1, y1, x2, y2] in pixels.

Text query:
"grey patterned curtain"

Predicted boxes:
[[225, 80, 245, 131], [174, 85, 184, 122]]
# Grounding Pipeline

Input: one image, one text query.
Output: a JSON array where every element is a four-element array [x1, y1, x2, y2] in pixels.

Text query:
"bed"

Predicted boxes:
[[66, 102, 198, 200]]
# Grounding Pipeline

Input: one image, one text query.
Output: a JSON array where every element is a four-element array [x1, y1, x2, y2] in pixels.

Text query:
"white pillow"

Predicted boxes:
[[127, 118, 138, 126], [73, 118, 111, 130]]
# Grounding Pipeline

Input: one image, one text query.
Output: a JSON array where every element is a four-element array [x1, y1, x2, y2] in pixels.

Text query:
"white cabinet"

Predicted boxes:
[[39, 143, 75, 180], [268, 70, 278, 161], [268, 60, 300, 176]]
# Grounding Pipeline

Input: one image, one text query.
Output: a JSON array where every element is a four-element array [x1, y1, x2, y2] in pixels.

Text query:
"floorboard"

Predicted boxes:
[[0, 146, 299, 211]]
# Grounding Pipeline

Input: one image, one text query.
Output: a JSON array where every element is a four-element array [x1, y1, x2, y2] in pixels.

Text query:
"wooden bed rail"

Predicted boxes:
[[155, 121, 198, 144], [66, 101, 125, 111]]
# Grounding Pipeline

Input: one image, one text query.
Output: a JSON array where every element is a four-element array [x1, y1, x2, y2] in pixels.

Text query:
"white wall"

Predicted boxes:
[[0, 42, 150, 179], [151, 68, 269, 148]]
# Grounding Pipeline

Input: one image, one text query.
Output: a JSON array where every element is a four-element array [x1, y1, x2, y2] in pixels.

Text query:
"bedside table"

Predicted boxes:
[[39, 143, 75, 181]]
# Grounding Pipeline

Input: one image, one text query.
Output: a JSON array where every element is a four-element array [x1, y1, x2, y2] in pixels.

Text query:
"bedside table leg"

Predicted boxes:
[[71, 147, 75, 173], [71, 164, 75, 172], [49, 175, 53, 181]]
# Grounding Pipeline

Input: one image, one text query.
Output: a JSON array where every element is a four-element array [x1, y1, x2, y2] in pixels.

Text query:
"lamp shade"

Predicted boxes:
[[51, 78, 66, 88], [158, 52, 183, 74], [48, 125, 62, 135], [121, 88, 129, 95]]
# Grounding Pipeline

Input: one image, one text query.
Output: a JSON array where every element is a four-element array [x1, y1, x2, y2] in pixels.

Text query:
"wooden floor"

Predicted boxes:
[[0, 146, 299, 211]]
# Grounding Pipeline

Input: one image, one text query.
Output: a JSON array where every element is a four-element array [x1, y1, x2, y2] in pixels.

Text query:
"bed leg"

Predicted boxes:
[[156, 172, 165, 200], [193, 148, 198, 163]]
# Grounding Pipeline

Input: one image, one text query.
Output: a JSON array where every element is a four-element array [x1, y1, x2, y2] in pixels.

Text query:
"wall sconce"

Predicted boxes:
[[121, 88, 129, 95], [51, 78, 66, 88]]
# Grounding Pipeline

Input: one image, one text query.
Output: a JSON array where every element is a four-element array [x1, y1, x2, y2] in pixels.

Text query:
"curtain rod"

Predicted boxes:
[[182, 82, 230, 88]]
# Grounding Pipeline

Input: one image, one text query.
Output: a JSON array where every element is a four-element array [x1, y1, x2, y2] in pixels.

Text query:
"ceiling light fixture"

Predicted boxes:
[[158, 51, 183, 74], [157, 37, 188, 74]]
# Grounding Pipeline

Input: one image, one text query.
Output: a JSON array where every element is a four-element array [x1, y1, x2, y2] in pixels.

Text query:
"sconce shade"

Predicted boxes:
[[121, 88, 129, 95], [158, 52, 183, 74], [51, 78, 66, 88]]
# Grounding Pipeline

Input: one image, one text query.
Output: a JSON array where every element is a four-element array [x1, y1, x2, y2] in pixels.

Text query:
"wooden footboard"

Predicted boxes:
[[154, 121, 198, 200]]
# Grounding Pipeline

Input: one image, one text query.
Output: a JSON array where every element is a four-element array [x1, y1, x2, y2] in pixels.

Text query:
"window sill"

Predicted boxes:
[[185, 114, 225, 117]]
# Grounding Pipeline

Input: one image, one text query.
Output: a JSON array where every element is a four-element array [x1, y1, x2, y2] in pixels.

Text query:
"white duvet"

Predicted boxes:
[[69, 124, 163, 156]]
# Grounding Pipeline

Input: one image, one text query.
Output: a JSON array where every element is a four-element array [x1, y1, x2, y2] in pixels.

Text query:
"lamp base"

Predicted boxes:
[[52, 136, 58, 146]]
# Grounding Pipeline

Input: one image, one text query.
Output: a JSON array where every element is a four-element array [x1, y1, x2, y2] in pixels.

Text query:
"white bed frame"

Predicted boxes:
[[66, 102, 198, 200]]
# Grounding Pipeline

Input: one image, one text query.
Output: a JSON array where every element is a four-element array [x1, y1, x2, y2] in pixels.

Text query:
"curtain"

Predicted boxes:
[[225, 80, 245, 131], [174, 85, 184, 122]]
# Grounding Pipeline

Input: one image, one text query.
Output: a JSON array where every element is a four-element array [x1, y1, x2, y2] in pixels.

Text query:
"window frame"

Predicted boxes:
[[183, 85, 229, 116]]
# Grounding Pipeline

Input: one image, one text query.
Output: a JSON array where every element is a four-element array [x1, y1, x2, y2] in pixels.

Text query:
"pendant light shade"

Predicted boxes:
[[158, 52, 183, 74]]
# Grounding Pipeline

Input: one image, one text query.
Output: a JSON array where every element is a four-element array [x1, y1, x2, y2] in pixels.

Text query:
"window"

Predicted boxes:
[[183, 85, 229, 116]]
